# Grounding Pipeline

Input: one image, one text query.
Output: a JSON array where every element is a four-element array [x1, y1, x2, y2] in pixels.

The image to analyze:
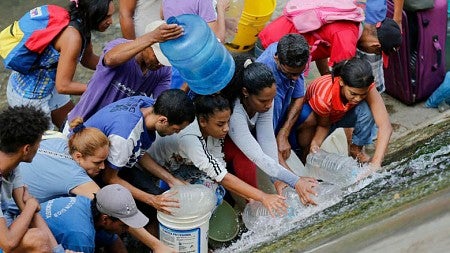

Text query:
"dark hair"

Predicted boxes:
[[194, 94, 231, 120], [332, 57, 374, 88], [221, 55, 275, 106], [153, 89, 196, 125], [68, 0, 112, 32], [0, 106, 48, 153], [276, 33, 309, 68]]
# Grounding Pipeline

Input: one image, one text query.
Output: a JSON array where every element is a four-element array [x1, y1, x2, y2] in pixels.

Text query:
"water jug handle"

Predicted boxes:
[[167, 16, 184, 26]]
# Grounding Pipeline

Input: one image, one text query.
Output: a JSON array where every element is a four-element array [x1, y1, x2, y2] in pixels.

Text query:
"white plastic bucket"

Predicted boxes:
[[158, 211, 212, 253]]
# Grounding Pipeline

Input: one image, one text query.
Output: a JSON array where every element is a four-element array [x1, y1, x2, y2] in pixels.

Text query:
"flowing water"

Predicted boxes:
[[1, 1, 449, 252], [216, 129, 450, 252]]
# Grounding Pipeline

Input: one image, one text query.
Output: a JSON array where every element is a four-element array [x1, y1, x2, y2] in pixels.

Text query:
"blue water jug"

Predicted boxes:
[[160, 14, 235, 95]]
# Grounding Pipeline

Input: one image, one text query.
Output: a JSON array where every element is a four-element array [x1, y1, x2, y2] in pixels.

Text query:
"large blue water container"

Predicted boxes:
[[160, 14, 235, 95]]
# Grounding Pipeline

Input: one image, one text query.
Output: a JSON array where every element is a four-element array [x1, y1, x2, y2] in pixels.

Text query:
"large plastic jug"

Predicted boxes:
[[160, 14, 235, 95]]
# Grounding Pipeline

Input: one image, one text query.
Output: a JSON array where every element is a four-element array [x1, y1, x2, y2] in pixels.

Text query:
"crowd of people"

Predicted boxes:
[[0, 0, 403, 252]]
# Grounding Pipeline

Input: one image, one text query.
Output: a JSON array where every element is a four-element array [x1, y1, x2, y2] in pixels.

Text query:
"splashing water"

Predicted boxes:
[[215, 130, 450, 252]]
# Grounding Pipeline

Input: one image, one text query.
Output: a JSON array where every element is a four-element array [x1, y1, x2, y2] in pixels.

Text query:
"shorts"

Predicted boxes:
[[7, 81, 71, 129]]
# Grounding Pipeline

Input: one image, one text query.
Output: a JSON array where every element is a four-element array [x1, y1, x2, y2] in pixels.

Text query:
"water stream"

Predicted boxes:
[[1, 1, 449, 252], [216, 129, 450, 252]]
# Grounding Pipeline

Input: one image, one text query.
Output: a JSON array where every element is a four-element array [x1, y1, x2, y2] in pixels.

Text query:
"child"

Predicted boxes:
[[297, 57, 392, 170], [148, 94, 287, 215]]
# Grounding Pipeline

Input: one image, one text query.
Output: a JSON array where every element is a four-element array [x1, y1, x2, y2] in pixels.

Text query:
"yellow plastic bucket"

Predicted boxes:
[[225, 0, 277, 52]]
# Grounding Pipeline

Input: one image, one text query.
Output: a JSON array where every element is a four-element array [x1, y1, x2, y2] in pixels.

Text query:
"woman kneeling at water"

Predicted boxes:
[[221, 57, 318, 206]]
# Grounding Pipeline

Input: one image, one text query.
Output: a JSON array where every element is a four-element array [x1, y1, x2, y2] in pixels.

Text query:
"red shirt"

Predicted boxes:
[[258, 16, 360, 66], [305, 75, 375, 123]]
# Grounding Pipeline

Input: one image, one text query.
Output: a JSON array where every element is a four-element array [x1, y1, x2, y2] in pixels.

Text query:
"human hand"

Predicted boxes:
[[273, 180, 289, 196], [153, 23, 184, 42], [276, 135, 291, 160], [153, 242, 178, 253], [393, 18, 403, 34], [168, 177, 187, 188], [148, 191, 180, 214], [225, 18, 238, 33], [260, 193, 287, 217], [294, 177, 319, 206], [217, 0, 231, 12], [356, 163, 380, 181], [309, 145, 320, 154], [23, 186, 40, 212]]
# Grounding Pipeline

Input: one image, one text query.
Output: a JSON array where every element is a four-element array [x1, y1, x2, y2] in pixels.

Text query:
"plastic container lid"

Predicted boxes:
[[169, 184, 216, 218]]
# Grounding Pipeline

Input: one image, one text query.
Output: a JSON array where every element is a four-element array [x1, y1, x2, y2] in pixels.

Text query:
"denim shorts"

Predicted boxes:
[[7, 81, 70, 129]]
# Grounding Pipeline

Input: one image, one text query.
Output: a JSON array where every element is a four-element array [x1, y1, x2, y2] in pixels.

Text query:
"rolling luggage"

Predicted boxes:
[[447, 2, 450, 70], [384, 0, 447, 105]]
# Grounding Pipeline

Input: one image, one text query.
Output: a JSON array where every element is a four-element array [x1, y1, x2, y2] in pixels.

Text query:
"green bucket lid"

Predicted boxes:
[[209, 200, 240, 245]]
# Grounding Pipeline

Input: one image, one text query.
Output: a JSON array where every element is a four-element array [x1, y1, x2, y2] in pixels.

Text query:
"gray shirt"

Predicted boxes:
[[228, 98, 299, 187]]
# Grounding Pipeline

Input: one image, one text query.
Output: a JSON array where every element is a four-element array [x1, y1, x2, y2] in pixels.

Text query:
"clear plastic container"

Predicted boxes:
[[282, 187, 303, 218], [224, 0, 245, 43], [242, 183, 344, 230], [282, 183, 343, 217], [305, 149, 369, 188], [169, 184, 216, 218], [241, 200, 283, 231]]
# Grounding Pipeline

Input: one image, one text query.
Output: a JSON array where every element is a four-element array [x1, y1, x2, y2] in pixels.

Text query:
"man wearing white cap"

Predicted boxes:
[[64, 20, 182, 133], [40, 184, 175, 253]]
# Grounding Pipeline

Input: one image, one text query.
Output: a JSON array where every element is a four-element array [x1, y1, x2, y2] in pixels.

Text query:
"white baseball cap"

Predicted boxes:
[[145, 20, 171, 66]]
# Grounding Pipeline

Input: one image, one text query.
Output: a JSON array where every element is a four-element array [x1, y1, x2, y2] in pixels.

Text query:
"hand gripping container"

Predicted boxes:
[[160, 14, 235, 95]]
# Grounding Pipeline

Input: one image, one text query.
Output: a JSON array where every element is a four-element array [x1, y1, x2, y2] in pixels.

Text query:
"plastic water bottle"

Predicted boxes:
[[160, 14, 235, 95], [241, 201, 283, 231], [305, 149, 369, 188], [224, 0, 245, 43], [282, 183, 343, 217], [282, 187, 303, 218], [242, 183, 344, 230]]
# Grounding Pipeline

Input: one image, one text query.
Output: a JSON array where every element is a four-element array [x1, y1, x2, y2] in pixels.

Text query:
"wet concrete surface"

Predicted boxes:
[[306, 187, 450, 253], [1, 1, 449, 252]]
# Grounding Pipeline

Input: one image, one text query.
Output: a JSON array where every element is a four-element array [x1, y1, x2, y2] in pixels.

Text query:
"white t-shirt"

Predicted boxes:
[[134, 0, 163, 37]]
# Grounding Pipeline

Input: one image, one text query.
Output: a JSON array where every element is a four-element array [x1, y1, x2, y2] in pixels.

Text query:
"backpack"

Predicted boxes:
[[0, 5, 70, 74], [283, 0, 365, 33]]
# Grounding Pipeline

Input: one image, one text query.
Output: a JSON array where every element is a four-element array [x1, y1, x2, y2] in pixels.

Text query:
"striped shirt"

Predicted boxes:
[[147, 119, 228, 182], [305, 75, 375, 123]]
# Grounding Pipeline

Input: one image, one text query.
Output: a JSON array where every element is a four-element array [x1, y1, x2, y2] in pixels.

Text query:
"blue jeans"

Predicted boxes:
[[329, 101, 375, 146], [299, 101, 375, 146]]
